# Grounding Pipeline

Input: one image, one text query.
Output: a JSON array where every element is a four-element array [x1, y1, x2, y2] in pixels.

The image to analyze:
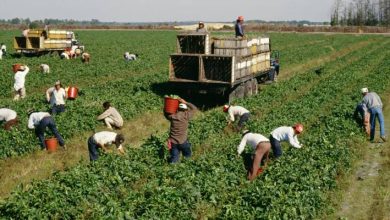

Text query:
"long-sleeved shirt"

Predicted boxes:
[[362, 92, 383, 109], [0, 108, 17, 121], [271, 126, 302, 148], [237, 132, 269, 155], [196, 28, 207, 33], [165, 102, 197, 144], [235, 23, 244, 37], [97, 107, 124, 127], [1, 45, 6, 52], [28, 112, 51, 129], [46, 87, 66, 106], [13, 66, 29, 91], [227, 106, 249, 122], [124, 53, 137, 61], [92, 131, 122, 149]]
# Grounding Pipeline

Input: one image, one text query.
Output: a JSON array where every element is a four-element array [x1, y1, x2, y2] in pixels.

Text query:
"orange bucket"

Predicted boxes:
[[67, 87, 78, 100], [45, 137, 58, 152], [164, 97, 179, 114], [12, 64, 22, 73]]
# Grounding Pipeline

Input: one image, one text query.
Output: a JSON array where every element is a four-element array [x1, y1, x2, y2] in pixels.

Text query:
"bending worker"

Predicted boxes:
[[237, 130, 271, 181], [164, 98, 197, 163], [13, 65, 29, 101], [97, 101, 123, 130], [88, 131, 125, 161], [269, 124, 304, 158], [0, 108, 18, 130], [354, 102, 370, 136], [46, 81, 67, 114], [361, 88, 387, 142], [28, 110, 66, 150], [223, 105, 250, 131]]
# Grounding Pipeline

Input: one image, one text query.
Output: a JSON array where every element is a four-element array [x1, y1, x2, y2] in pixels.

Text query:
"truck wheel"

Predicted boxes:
[[228, 89, 236, 103], [244, 80, 252, 97], [252, 79, 258, 95], [236, 84, 245, 99]]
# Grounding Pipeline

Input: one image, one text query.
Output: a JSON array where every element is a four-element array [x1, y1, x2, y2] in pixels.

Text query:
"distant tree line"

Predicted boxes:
[[331, 0, 390, 26]]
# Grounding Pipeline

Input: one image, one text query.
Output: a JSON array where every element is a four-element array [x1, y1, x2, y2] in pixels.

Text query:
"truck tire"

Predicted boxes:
[[236, 84, 245, 99], [244, 80, 252, 97], [252, 79, 258, 95]]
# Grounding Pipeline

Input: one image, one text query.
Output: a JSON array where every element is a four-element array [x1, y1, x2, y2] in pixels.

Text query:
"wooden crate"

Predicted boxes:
[[176, 34, 210, 54], [14, 37, 26, 49], [26, 37, 43, 49], [202, 55, 233, 83], [169, 54, 201, 81]]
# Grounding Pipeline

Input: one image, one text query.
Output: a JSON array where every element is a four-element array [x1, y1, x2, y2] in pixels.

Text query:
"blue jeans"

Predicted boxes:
[[270, 135, 282, 158], [369, 107, 385, 140], [51, 105, 65, 115], [169, 140, 192, 163], [238, 113, 250, 130], [35, 116, 65, 149], [88, 136, 99, 161]]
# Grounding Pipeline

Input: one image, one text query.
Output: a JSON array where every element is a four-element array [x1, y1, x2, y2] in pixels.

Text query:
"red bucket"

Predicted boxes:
[[45, 137, 58, 152], [12, 64, 22, 73], [67, 87, 78, 100], [164, 97, 179, 114]]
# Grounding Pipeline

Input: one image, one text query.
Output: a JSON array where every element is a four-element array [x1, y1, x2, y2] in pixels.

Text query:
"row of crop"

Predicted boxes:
[[1, 38, 388, 218]]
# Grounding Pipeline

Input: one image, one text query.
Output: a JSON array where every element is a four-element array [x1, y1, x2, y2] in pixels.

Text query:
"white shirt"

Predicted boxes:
[[0, 108, 17, 121], [237, 132, 269, 155], [124, 52, 137, 61], [228, 106, 250, 122], [28, 112, 51, 129], [40, 64, 50, 73], [13, 66, 29, 91], [271, 126, 302, 148], [46, 87, 66, 106], [61, 52, 69, 59], [1, 44, 6, 51], [93, 131, 122, 149]]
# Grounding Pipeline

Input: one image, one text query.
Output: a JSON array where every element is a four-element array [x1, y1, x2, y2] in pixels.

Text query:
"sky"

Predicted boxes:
[[0, 0, 334, 23]]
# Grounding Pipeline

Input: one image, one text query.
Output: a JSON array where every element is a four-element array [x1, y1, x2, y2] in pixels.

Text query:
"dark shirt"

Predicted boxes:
[[235, 23, 244, 37], [165, 103, 197, 144]]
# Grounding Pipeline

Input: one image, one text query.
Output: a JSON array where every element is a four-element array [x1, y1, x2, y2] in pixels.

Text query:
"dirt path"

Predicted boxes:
[[331, 95, 390, 220]]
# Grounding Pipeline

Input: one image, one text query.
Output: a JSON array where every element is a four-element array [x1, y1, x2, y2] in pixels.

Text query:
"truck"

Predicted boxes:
[[13, 29, 84, 55], [168, 33, 279, 102]]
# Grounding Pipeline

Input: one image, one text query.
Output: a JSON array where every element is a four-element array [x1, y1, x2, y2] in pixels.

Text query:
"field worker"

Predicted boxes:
[[60, 51, 70, 59], [1, 43, 6, 57], [354, 102, 370, 136], [97, 101, 123, 130], [22, 29, 29, 37], [46, 81, 67, 115], [223, 105, 250, 131], [196, 22, 207, 33], [13, 65, 29, 101], [124, 52, 138, 61], [164, 98, 197, 163], [27, 110, 66, 150], [238, 130, 271, 181], [0, 108, 18, 130], [361, 88, 387, 142], [74, 46, 82, 57], [235, 16, 245, 38], [81, 52, 90, 63], [0, 48, 2, 60], [269, 124, 303, 158], [88, 131, 125, 161], [40, 64, 50, 74]]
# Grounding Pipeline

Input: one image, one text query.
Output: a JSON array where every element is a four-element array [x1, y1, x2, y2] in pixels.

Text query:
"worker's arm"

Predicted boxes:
[[97, 109, 110, 120], [237, 136, 247, 155], [27, 116, 35, 129], [46, 88, 53, 103], [228, 109, 235, 122], [186, 102, 197, 119], [22, 66, 30, 76], [288, 133, 302, 148], [164, 112, 173, 120], [97, 142, 110, 152]]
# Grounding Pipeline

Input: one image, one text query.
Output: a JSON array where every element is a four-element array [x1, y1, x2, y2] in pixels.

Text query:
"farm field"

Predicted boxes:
[[0, 30, 389, 219]]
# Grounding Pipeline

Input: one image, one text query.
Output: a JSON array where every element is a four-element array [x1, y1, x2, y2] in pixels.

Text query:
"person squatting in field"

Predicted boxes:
[[46, 81, 67, 115], [269, 124, 304, 158], [223, 105, 250, 131], [81, 52, 90, 63], [238, 130, 271, 181], [88, 131, 125, 161], [97, 101, 124, 130], [27, 110, 66, 150], [124, 52, 138, 61], [0, 108, 18, 130], [13, 65, 29, 101], [164, 98, 197, 163], [361, 88, 387, 142], [40, 64, 50, 73]]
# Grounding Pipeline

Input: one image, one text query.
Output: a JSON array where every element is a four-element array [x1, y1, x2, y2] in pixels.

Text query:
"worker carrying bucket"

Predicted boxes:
[[164, 96, 197, 163], [13, 64, 29, 101]]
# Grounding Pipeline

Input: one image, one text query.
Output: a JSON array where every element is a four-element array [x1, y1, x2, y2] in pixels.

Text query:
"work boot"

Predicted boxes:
[[380, 136, 387, 142]]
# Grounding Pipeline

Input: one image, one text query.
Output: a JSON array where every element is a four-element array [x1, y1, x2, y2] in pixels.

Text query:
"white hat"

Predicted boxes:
[[361, 88, 368, 93], [178, 103, 188, 110]]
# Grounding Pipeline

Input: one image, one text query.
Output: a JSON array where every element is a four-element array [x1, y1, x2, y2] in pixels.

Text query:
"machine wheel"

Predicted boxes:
[[252, 79, 258, 95], [244, 80, 253, 97], [228, 89, 236, 103]]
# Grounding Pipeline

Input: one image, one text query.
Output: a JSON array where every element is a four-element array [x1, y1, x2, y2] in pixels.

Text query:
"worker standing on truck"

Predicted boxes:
[[46, 81, 67, 115], [238, 130, 271, 181], [235, 16, 245, 38], [13, 65, 29, 101], [27, 110, 66, 150], [97, 101, 123, 130], [1, 43, 6, 57], [269, 124, 304, 158], [223, 105, 250, 131], [361, 88, 387, 142], [0, 108, 18, 130], [196, 22, 207, 33], [354, 102, 370, 136], [87, 131, 125, 161], [164, 98, 197, 163]]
